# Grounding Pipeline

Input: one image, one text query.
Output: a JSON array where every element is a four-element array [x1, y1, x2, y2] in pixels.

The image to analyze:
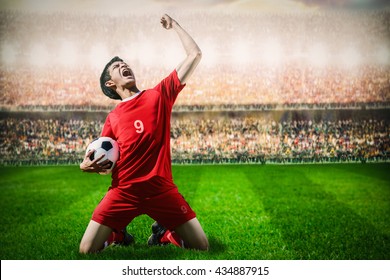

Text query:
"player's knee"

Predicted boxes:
[[197, 236, 209, 251], [79, 241, 98, 254], [188, 235, 209, 251], [79, 242, 90, 254], [79, 246, 88, 254]]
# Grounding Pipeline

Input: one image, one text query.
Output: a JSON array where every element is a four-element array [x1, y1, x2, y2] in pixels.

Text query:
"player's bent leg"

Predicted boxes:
[[79, 220, 112, 254], [174, 217, 209, 251]]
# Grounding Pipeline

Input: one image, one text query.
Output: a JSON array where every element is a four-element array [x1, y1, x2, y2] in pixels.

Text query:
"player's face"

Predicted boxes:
[[108, 61, 136, 89]]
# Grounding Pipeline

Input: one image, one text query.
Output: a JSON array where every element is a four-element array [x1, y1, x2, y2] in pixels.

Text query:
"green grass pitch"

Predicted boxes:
[[0, 163, 389, 260]]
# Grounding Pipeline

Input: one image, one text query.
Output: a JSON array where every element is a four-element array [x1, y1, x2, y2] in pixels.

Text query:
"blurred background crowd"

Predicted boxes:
[[1, 114, 388, 165], [1, 10, 389, 109], [0, 9, 389, 165]]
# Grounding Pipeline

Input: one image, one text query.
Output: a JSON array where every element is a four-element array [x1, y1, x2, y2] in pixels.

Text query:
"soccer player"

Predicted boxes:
[[79, 14, 208, 253]]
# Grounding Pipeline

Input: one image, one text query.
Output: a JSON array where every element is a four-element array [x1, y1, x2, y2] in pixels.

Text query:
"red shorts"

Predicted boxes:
[[91, 176, 196, 232]]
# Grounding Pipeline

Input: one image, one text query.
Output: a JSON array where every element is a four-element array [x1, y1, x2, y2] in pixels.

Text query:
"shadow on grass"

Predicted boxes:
[[330, 162, 390, 183], [79, 236, 227, 260], [207, 236, 228, 257], [244, 165, 390, 260]]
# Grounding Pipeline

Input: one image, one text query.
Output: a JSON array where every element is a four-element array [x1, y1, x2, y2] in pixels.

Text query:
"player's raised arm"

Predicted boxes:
[[160, 14, 202, 84]]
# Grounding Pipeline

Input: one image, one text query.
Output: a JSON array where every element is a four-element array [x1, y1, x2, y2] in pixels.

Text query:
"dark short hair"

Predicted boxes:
[[100, 56, 123, 100]]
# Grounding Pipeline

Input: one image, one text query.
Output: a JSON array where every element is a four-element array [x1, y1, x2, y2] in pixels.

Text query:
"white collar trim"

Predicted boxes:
[[121, 91, 142, 103]]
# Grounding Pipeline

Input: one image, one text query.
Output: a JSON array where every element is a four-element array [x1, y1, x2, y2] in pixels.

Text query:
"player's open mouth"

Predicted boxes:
[[121, 68, 132, 78]]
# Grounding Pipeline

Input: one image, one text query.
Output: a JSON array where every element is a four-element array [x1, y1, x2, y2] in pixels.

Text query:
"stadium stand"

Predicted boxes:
[[0, 111, 388, 165], [0, 10, 389, 165]]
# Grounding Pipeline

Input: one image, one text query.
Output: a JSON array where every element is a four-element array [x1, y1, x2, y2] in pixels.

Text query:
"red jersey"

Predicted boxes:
[[101, 70, 185, 187]]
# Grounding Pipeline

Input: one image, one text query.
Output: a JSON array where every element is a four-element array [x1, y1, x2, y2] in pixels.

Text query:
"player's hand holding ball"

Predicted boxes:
[[80, 137, 119, 175], [80, 150, 111, 174]]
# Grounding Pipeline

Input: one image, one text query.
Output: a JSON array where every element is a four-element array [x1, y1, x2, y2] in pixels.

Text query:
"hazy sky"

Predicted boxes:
[[0, 0, 389, 14]]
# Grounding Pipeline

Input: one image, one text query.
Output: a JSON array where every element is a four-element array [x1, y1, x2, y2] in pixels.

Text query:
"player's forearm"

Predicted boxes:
[[172, 20, 202, 84], [172, 20, 201, 58]]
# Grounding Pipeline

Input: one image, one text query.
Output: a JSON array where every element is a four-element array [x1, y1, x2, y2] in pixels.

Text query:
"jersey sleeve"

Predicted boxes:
[[101, 113, 115, 139], [153, 70, 186, 104]]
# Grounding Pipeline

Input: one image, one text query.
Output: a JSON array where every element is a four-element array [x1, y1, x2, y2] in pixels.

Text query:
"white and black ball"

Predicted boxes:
[[85, 137, 119, 174]]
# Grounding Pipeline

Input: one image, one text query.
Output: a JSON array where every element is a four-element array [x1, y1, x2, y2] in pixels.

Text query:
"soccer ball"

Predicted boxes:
[[85, 137, 119, 174]]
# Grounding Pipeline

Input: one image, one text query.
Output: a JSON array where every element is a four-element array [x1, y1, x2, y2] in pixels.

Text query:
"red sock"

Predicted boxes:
[[160, 230, 183, 248]]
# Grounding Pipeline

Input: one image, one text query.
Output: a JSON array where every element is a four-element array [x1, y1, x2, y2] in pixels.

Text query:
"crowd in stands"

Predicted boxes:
[[0, 118, 100, 165], [0, 11, 389, 165], [171, 117, 389, 164], [1, 116, 388, 165], [1, 64, 389, 111], [0, 10, 389, 111], [1, 64, 389, 110]]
